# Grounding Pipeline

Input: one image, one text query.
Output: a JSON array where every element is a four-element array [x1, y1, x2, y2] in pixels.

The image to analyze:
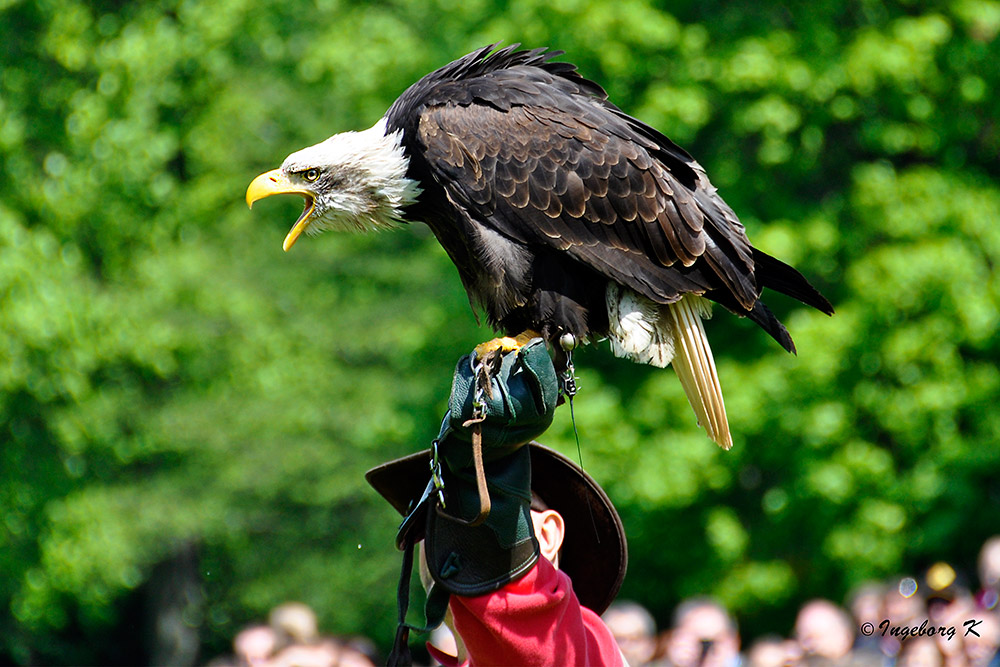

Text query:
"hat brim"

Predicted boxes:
[[365, 442, 627, 615]]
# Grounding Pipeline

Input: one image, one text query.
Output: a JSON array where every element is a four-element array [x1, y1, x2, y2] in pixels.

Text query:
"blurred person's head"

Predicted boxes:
[[795, 599, 854, 662], [268, 639, 340, 667], [341, 635, 379, 667], [665, 597, 740, 667], [885, 579, 926, 625], [337, 645, 377, 667], [879, 579, 928, 660], [926, 593, 974, 665], [747, 635, 801, 667], [964, 611, 1000, 667], [848, 582, 887, 627], [979, 537, 1000, 593], [233, 624, 278, 667], [924, 562, 971, 622], [929, 587, 975, 627], [896, 637, 943, 667], [269, 601, 319, 649], [603, 600, 657, 666]]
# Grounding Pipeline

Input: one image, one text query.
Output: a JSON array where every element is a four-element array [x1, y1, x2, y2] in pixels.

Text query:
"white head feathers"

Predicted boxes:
[[281, 117, 422, 234]]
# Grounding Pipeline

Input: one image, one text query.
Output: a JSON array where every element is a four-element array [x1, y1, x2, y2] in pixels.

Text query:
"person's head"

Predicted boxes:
[[603, 600, 657, 666], [665, 597, 740, 667], [336, 643, 378, 667], [896, 637, 943, 667], [369, 442, 628, 661], [979, 537, 1000, 591], [267, 639, 341, 667], [926, 592, 974, 662], [367, 442, 627, 614], [233, 624, 277, 667], [884, 579, 926, 626], [747, 635, 801, 667], [268, 601, 318, 649], [794, 599, 854, 662], [847, 582, 887, 628], [924, 562, 972, 622]]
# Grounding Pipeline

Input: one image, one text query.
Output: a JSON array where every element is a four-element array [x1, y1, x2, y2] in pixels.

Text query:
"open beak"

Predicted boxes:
[[246, 169, 316, 251]]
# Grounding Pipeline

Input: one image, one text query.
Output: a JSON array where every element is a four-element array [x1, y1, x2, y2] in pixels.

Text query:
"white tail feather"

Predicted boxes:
[[607, 285, 732, 449], [662, 295, 732, 450]]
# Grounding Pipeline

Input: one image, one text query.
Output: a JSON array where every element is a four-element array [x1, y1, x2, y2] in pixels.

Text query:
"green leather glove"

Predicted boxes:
[[423, 337, 559, 597], [380, 338, 559, 665]]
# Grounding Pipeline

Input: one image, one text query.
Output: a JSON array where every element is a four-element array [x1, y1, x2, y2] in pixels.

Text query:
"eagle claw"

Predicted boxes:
[[473, 330, 541, 362]]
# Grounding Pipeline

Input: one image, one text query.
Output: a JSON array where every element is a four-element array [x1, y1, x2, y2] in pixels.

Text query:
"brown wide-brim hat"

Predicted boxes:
[[365, 441, 627, 615]]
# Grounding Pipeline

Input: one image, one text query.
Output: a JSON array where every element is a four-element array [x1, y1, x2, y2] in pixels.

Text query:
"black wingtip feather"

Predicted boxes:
[[748, 300, 798, 355], [753, 249, 834, 316]]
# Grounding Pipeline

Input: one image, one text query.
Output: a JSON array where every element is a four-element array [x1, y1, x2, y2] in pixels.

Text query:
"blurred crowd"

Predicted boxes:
[[596, 535, 1000, 667], [208, 602, 378, 667], [212, 535, 1000, 667]]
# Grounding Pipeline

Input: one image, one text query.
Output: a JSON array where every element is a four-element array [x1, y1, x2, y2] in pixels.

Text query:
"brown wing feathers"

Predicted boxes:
[[424, 78, 829, 342], [419, 100, 737, 310], [392, 46, 833, 449]]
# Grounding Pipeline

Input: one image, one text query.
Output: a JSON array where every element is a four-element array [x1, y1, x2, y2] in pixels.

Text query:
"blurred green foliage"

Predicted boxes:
[[1, 0, 998, 662]]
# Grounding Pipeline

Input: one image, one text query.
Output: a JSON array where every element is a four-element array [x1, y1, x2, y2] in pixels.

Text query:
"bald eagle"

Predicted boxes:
[[246, 44, 833, 450]]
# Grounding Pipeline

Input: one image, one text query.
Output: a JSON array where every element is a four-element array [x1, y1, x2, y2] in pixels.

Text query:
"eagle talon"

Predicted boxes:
[[473, 330, 541, 361], [473, 337, 517, 361]]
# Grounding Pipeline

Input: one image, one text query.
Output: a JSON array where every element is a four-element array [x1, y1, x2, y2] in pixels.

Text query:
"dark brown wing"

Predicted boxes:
[[413, 77, 760, 315], [396, 52, 832, 351]]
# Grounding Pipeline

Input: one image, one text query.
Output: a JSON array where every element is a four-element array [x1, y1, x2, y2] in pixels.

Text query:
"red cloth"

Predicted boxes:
[[430, 557, 623, 667]]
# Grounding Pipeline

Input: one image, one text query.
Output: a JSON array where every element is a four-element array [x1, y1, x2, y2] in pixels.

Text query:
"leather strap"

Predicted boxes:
[[386, 538, 415, 667], [453, 421, 490, 527], [386, 535, 450, 666]]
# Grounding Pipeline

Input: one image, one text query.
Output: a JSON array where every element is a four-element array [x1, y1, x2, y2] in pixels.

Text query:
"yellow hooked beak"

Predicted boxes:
[[246, 168, 316, 251]]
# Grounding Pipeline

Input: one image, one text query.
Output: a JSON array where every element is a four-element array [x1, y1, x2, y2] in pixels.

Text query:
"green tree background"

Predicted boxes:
[[2, 0, 998, 663]]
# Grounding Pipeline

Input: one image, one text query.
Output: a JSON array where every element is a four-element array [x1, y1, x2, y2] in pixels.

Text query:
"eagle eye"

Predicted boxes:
[[303, 168, 320, 182]]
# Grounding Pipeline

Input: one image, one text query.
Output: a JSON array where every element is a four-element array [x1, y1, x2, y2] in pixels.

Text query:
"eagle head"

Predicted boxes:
[[246, 118, 421, 251]]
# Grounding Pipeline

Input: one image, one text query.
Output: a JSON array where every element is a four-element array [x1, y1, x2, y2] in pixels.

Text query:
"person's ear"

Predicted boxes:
[[532, 509, 565, 568]]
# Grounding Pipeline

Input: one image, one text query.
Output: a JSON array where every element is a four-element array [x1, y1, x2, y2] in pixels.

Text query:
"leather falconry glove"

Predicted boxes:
[[426, 337, 559, 597], [379, 338, 559, 665]]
